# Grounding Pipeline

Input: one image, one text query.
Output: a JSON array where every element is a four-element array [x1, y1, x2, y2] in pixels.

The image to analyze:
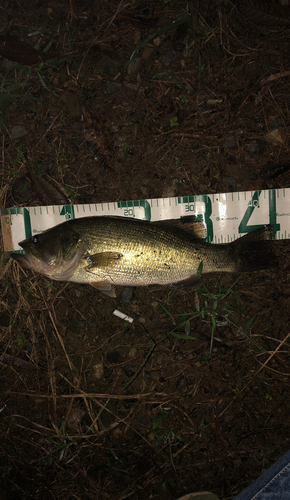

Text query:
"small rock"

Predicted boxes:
[[102, 82, 122, 95], [142, 45, 155, 61], [184, 83, 194, 95], [270, 117, 283, 129], [162, 184, 177, 198], [10, 125, 28, 140], [140, 184, 148, 197], [90, 48, 123, 78], [0, 57, 15, 72], [121, 99, 130, 107], [58, 325, 67, 337], [132, 30, 142, 44], [127, 57, 141, 76], [60, 90, 81, 117], [153, 36, 162, 47], [111, 123, 119, 133], [122, 365, 134, 377], [161, 48, 178, 67], [92, 363, 104, 379], [224, 134, 236, 149], [75, 289, 81, 298], [128, 347, 137, 358], [137, 413, 150, 425], [223, 176, 237, 190], [112, 427, 123, 440], [176, 376, 188, 390], [244, 140, 260, 154], [172, 177, 186, 189], [121, 287, 133, 304], [139, 317, 146, 324], [26, 342, 33, 353], [151, 301, 158, 308], [174, 42, 184, 53], [249, 171, 258, 181]]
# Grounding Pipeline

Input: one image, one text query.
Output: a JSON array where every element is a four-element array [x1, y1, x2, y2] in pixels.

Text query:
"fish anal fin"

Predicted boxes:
[[86, 252, 123, 270], [172, 275, 202, 289], [90, 280, 116, 297]]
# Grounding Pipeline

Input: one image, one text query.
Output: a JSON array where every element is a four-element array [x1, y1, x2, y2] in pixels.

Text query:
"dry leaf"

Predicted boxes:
[[0, 35, 57, 65], [265, 128, 287, 145], [66, 407, 86, 433]]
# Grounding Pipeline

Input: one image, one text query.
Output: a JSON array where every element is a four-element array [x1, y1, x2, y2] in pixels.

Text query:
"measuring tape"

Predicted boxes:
[[1, 188, 289, 256]]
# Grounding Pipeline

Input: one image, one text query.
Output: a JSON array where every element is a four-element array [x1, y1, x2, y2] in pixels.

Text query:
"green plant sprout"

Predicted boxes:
[[43, 423, 81, 465], [12, 332, 26, 346], [127, 9, 195, 67], [119, 138, 130, 153], [152, 407, 185, 472], [170, 117, 179, 128], [160, 270, 260, 357], [198, 418, 213, 438]]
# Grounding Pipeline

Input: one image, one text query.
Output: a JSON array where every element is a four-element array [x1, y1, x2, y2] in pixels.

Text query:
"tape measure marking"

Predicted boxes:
[[1, 188, 290, 255]]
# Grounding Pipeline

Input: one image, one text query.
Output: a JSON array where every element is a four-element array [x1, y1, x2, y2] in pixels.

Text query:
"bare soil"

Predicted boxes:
[[1, 1, 290, 499]]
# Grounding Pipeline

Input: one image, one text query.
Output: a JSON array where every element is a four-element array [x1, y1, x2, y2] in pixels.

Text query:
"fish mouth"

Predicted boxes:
[[10, 252, 33, 269]]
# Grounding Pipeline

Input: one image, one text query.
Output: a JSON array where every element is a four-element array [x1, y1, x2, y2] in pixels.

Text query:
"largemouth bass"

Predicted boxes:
[[11, 217, 277, 297]]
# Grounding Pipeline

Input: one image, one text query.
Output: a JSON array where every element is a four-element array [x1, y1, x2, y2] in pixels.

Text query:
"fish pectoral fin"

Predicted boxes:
[[90, 280, 116, 298], [172, 275, 202, 288], [87, 252, 123, 270]]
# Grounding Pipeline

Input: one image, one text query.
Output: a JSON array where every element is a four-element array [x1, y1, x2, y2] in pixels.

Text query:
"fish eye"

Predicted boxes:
[[32, 235, 39, 244]]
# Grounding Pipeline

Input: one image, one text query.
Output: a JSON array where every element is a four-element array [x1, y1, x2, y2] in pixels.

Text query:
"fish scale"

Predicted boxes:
[[63, 217, 236, 284]]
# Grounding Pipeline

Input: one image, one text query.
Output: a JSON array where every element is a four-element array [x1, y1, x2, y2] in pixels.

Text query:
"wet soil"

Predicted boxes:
[[1, 1, 290, 499]]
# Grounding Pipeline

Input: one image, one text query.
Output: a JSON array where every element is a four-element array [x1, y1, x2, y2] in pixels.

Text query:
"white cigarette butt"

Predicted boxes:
[[113, 310, 133, 323]]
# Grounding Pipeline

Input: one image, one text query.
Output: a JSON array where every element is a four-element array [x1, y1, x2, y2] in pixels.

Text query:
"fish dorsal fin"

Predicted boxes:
[[90, 280, 116, 297], [154, 216, 207, 240], [86, 252, 123, 270]]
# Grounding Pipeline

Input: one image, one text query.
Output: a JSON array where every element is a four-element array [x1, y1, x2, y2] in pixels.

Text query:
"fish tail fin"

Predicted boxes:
[[232, 224, 278, 273]]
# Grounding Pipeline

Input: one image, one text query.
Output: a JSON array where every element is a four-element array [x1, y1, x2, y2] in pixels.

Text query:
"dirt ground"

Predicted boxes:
[[1, 1, 290, 499]]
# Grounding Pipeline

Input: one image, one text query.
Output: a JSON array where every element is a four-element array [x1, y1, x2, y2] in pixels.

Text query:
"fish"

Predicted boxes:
[[11, 217, 277, 298]]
